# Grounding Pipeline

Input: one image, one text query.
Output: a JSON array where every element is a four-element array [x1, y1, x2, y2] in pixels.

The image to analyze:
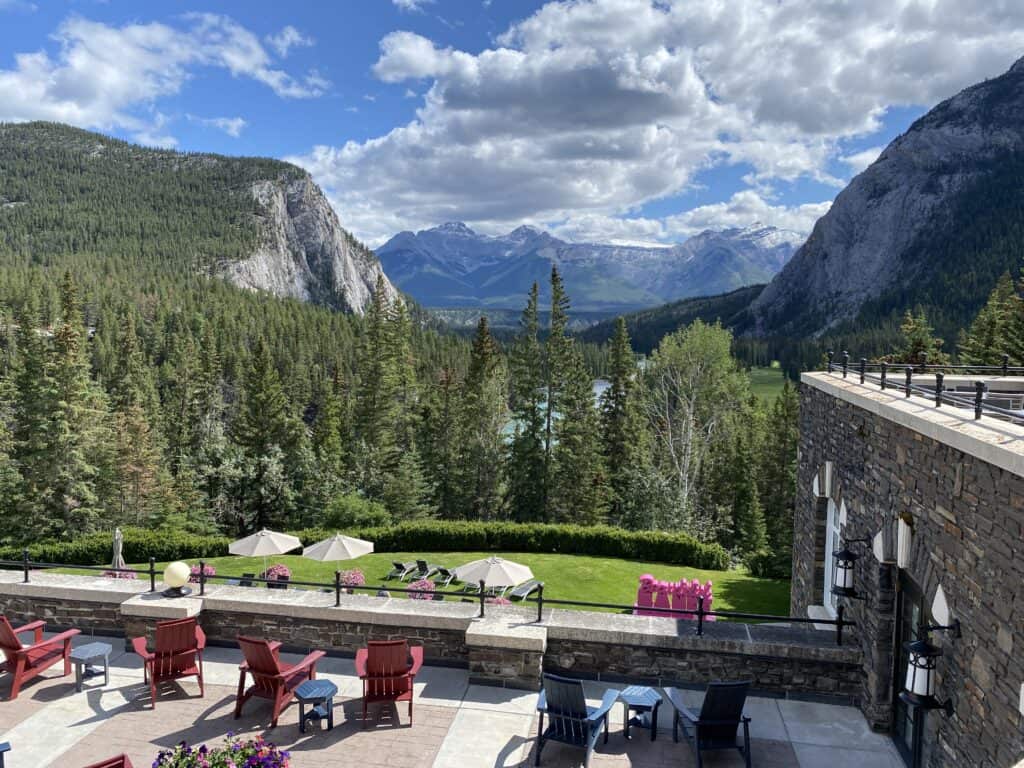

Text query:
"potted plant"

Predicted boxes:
[[260, 563, 291, 584], [340, 568, 365, 594], [189, 563, 216, 584], [408, 578, 435, 600], [153, 734, 290, 767]]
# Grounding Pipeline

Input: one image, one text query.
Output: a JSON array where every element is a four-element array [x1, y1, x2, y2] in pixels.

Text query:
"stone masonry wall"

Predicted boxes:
[[200, 609, 468, 663], [544, 638, 861, 698], [797, 376, 1024, 768]]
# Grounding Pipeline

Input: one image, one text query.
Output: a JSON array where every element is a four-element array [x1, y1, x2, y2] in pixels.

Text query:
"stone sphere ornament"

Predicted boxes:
[[162, 560, 193, 598]]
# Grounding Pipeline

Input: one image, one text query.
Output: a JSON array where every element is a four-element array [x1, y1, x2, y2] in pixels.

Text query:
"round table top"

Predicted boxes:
[[69, 642, 112, 661], [295, 679, 339, 702]]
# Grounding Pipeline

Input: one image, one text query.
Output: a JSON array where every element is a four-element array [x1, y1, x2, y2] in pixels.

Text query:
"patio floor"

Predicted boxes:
[[0, 635, 905, 768]]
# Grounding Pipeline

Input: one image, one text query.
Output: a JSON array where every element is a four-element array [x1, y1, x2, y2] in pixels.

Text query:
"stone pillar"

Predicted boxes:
[[466, 616, 546, 690]]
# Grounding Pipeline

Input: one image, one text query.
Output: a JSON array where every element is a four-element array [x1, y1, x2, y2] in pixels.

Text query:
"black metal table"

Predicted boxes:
[[620, 685, 663, 741], [295, 679, 338, 734]]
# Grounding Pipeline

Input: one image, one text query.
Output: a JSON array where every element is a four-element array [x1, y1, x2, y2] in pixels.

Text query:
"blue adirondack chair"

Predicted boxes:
[[0, 742, 10, 768], [665, 681, 753, 768], [535, 673, 618, 767]]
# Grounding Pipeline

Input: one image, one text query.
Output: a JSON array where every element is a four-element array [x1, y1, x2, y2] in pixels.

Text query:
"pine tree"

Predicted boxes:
[[507, 284, 547, 521], [550, 345, 607, 524], [460, 317, 508, 520], [421, 367, 462, 516], [543, 266, 572, 511], [891, 307, 950, 365], [759, 380, 798, 576], [232, 339, 302, 531], [959, 273, 1022, 364], [600, 317, 651, 525], [730, 430, 767, 558]]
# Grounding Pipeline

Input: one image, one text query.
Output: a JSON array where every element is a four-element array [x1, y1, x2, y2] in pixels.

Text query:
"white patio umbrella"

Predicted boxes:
[[453, 557, 533, 588], [302, 533, 374, 562], [229, 528, 302, 575], [111, 527, 126, 571]]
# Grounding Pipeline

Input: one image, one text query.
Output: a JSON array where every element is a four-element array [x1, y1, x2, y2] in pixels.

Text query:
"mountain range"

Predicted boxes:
[[377, 221, 802, 313]]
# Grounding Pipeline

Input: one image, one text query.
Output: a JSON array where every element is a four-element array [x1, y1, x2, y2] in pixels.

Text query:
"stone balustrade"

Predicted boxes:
[[0, 569, 860, 700]]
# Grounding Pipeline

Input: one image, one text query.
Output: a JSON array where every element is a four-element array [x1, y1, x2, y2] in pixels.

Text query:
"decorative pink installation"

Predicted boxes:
[[634, 575, 714, 620], [633, 574, 656, 616]]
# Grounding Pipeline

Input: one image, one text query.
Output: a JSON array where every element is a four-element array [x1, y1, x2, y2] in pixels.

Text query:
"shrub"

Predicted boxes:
[[260, 564, 291, 582], [408, 579, 435, 599], [189, 563, 216, 584], [153, 735, 290, 767], [340, 568, 365, 587], [1, 521, 730, 572], [322, 492, 391, 529]]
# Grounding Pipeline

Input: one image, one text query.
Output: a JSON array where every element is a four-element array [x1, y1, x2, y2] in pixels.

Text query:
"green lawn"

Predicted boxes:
[[749, 365, 787, 403], [61, 551, 790, 616]]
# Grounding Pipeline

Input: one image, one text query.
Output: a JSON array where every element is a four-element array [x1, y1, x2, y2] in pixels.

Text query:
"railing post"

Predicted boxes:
[[335, 570, 342, 607], [935, 372, 944, 408], [827, 350, 834, 372], [975, 381, 985, 419], [1004, 354, 1010, 377], [199, 559, 206, 596], [478, 580, 486, 618], [905, 366, 912, 398], [880, 362, 887, 390], [536, 583, 544, 624], [841, 351, 849, 378], [696, 594, 705, 637], [22, 548, 29, 583], [836, 604, 845, 647], [149, 557, 156, 593], [859, 358, 866, 384]]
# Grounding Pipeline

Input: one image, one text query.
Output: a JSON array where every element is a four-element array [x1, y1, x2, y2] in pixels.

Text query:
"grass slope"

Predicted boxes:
[[748, 366, 786, 403], [68, 550, 790, 616]]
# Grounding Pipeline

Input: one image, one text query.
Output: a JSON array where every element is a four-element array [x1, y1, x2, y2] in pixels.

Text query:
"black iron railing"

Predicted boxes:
[[1, 553, 856, 646], [825, 350, 1024, 426]]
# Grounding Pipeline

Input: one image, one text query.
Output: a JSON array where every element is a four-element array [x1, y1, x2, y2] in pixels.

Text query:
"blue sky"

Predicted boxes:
[[0, 1, 1021, 246]]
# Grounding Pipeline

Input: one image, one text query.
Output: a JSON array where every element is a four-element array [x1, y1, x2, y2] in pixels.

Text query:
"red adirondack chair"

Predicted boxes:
[[0, 615, 80, 700], [131, 617, 205, 708], [355, 639, 424, 726], [81, 755, 135, 768], [235, 636, 325, 727]]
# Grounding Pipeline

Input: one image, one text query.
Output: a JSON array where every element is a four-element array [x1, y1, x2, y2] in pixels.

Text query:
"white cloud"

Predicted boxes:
[[187, 114, 248, 138], [0, 14, 328, 145], [265, 25, 314, 58], [662, 190, 832, 238], [841, 146, 885, 175], [392, 0, 433, 11], [290, 0, 1024, 245]]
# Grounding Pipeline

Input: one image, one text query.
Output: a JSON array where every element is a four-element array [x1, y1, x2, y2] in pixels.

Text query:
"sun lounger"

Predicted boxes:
[[510, 579, 542, 600]]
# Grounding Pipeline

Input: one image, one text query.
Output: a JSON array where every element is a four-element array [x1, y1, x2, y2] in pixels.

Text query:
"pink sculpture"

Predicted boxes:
[[653, 580, 672, 616], [633, 574, 656, 616], [702, 580, 716, 621]]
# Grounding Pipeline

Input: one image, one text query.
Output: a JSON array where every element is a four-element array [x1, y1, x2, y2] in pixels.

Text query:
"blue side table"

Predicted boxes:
[[70, 641, 112, 692], [620, 685, 663, 741], [295, 679, 338, 734]]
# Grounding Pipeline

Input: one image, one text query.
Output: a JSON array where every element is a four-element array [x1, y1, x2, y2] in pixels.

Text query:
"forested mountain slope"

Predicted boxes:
[[0, 122, 395, 314]]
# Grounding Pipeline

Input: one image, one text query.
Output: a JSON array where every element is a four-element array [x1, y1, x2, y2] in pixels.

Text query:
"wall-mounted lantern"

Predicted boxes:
[[831, 537, 871, 600], [899, 619, 960, 717]]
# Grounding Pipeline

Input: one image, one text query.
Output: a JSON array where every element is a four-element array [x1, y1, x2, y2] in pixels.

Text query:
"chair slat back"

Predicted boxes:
[[542, 673, 588, 745], [155, 618, 198, 655], [698, 681, 750, 745], [238, 636, 282, 677], [0, 617, 22, 652], [365, 639, 412, 697], [416, 560, 429, 572]]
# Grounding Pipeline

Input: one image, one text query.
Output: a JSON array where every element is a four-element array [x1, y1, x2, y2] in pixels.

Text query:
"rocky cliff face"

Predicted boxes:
[[226, 175, 397, 314], [750, 56, 1024, 337]]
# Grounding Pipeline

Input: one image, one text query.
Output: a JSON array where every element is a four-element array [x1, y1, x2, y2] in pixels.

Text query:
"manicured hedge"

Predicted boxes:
[[0, 521, 729, 571]]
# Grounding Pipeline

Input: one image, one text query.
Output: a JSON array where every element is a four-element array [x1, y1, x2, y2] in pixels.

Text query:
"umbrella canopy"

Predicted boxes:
[[111, 527, 126, 571], [453, 557, 533, 588], [302, 533, 374, 562], [229, 529, 302, 557]]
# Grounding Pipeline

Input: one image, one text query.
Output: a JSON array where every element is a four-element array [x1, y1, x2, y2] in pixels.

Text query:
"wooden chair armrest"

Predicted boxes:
[[354, 648, 368, 678], [292, 650, 326, 674], [130, 636, 153, 660], [408, 645, 424, 676], [195, 626, 206, 651], [15, 620, 45, 644]]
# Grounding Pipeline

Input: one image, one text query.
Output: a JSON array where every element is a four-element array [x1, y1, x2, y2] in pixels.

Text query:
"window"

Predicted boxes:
[[894, 573, 926, 767]]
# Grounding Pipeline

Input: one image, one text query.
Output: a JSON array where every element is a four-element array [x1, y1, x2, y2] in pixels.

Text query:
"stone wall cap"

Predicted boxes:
[[466, 616, 547, 652], [801, 371, 1024, 478], [0, 570, 149, 604], [201, 586, 478, 629], [121, 592, 202, 619]]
